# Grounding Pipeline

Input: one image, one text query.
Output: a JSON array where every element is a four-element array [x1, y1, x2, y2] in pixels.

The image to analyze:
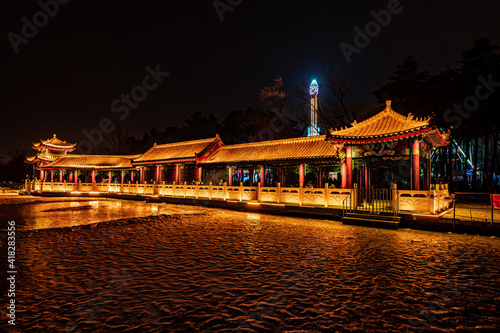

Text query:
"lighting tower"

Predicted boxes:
[[308, 79, 320, 136]]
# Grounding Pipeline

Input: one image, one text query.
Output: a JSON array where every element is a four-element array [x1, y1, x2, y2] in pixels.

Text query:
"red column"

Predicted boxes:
[[197, 167, 202, 182], [341, 162, 347, 188], [91, 170, 96, 183], [156, 165, 161, 183], [140, 167, 144, 183], [279, 168, 285, 186], [346, 146, 353, 188], [51, 170, 54, 182], [74, 170, 78, 183], [131, 170, 135, 182], [59, 169, 62, 182], [260, 166, 265, 187], [175, 165, 180, 184], [317, 167, 323, 188], [109, 170, 112, 182], [40, 170, 43, 181], [299, 164, 305, 187], [412, 140, 420, 190], [121, 170, 125, 184], [228, 166, 233, 186]]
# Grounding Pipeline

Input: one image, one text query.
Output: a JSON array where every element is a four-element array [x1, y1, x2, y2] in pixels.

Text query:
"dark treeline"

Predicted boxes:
[[2, 38, 499, 190], [373, 38, 500, 191]]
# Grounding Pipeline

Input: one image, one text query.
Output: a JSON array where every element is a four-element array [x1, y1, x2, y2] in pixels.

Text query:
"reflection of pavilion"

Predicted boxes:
[[27, 101, 451, 216]]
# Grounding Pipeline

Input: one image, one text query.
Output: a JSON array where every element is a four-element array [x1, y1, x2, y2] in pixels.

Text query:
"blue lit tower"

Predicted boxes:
[[307, 79, 320, 136]]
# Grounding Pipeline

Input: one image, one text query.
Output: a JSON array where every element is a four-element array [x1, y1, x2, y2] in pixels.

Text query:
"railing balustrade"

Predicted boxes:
[[27, 180, 450, 214]]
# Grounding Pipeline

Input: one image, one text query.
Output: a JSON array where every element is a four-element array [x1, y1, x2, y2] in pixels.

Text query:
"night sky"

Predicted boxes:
[[1, 0, 499, 158]]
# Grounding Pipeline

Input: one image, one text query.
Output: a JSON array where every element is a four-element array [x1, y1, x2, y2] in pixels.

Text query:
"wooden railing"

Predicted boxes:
[[28, 180, 450, 214]]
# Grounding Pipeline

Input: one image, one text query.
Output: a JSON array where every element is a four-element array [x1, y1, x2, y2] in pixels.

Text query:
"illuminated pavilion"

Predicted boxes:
[[326, 100, 451, 191], [30, 101, 451, 190], [26, 134, 77, 180], [27, 101, 451, 216]]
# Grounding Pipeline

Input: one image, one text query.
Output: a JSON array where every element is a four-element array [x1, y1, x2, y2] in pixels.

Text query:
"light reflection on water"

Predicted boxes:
[[0, 198, 202, 230], [2, 198, 500, 331]]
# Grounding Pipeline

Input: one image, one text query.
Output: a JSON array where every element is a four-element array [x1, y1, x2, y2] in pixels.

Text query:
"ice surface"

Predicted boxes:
[[1, 197, 499, 332]]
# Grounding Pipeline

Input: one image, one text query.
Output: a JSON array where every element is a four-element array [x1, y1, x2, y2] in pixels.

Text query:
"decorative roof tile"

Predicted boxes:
[[41, 154, 141, 170], [33, 134, 77, 150], [326, 100, 450, 146], [201, 135, 342, 165], [132, 136, 222, 164]]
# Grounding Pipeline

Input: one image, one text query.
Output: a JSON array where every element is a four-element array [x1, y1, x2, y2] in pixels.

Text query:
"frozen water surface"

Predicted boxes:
[[1, 197, 499, 332], [0, 196, 203, 230]]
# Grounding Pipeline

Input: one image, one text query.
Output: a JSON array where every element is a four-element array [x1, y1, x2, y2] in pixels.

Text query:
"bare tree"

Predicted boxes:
[[100, 123, 134, 155]]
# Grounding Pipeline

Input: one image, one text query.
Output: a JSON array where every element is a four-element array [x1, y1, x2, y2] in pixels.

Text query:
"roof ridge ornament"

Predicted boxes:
[[385, 100, 392, 108]]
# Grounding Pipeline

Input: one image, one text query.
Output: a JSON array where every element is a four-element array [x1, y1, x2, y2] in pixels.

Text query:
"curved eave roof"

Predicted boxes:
[[326, 102, 450, 147], [25, 154, 58, 164], [32, 134, 77, 150], [40, 154, 141, 170], [132, 136, 222, 164], [200, 135, 342, 166]]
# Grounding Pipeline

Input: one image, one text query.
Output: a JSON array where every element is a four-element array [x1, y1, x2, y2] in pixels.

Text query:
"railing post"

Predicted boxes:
[[277, 182, 281, 204], [239, 182, 243, 201], [391, 183, 398, 215], [184, 182, 187, 198], [324, 183, 329, 208], [209, 182, 213, 200], [257, 183, 261, 202], [299, 184, 303, 206], [352, 183, 358, 210], [63, 180, 66, 192], [223, 182, 227, 201], [196, 183, 199, 199]]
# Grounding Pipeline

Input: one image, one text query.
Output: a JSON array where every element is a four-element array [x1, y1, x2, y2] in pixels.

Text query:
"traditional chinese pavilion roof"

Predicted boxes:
[[326, 101, 450, 147], [40, 154, 141, 170], [132, 135, 223, 165], [32, 134, 77, 151], [200, 135, 342, 166], [25, 153, 59, 164]]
